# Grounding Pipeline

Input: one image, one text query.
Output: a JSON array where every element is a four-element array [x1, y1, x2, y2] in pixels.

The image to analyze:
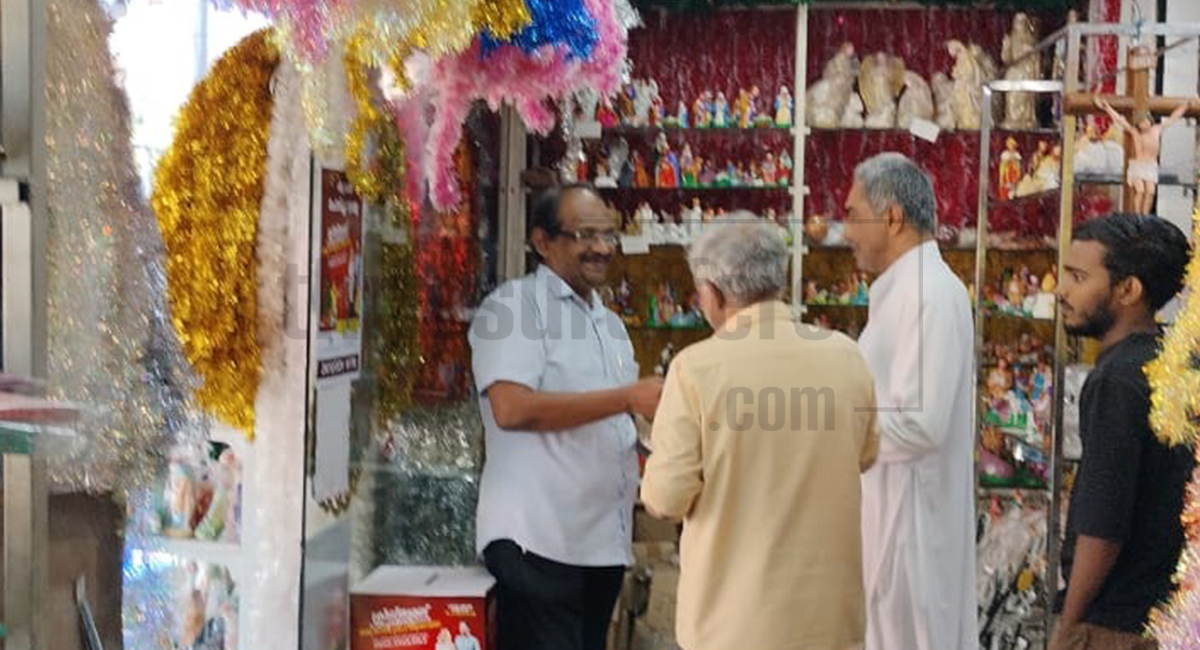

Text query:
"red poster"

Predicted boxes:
[[319, 169, 364, 335]]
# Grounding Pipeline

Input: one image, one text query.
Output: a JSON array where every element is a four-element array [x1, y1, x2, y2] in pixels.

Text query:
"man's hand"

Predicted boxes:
[[625, 377, 664, 418], [1047, 619, 1079, 650]]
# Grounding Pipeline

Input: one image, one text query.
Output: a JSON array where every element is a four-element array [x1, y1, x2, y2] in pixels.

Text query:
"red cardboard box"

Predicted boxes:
[[351, 566, 495, 650]]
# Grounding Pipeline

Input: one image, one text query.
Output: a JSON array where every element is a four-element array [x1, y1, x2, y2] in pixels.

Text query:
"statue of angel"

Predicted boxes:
[[897, 71, 934, 129], [1001, 13, 1039, 130], [859, 52, 906, 129]]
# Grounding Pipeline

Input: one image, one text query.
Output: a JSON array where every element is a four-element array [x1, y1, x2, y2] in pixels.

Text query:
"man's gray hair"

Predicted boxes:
[[688, 216, 789, 301], [853, 152, 937, 233]]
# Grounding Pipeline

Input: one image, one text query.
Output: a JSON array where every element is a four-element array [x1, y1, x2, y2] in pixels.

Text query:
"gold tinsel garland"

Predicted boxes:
[[1147, 204, 1200, 448], [151, 30, 280, 434]]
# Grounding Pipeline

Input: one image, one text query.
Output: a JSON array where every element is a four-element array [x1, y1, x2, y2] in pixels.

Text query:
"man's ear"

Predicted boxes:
[[531, 228, 551, 259], [886, 204, 906, 235], [1117, 275, 1146, 309]]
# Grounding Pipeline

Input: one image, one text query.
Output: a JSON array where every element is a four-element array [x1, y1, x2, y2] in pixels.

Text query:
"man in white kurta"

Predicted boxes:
[[843, 153, 977, 650]]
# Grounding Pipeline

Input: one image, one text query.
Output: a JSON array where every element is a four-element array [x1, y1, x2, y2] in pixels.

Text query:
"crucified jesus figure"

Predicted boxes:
[[1094, 96, 1197, 213]]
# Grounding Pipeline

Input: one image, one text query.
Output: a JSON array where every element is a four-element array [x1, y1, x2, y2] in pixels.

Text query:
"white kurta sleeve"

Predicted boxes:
[[875, 296, 968, 464]]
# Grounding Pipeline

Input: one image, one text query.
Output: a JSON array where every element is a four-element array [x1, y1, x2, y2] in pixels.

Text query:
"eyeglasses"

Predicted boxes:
[[556, 229, 621, 247]]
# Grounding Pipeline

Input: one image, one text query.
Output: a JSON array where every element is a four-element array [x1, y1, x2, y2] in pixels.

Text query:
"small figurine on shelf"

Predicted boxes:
[[735, 89, 752, 128], [694, 91, 712, 128], [699, 160, 716, 187], [164, 453, 197, 536], [1005, 271, 1026, 314], [680, 145, 697, 187], [650, 92, 664, 127], [749, 162, 764, 187], [806, 42, 860, 128], [617, 83, 636, 125], [654, 131, 669, 158], [677, 101, 689, 129], [998, 137, 1022, 201], [775, 86, 794, 127], [855, 274, 870, 305], [841, 92, 866, 128], [713, 92, 730, 128], [1035, 143, 1061, 190], [762, 153, 778, 186], [595, 160, 618, 188], [597, 96, 619, 128], [657, 282, 678, 325], [635, 202, 657, 238], [633, 151, 650, 188], [657, 151, 678, 189], [616, 276, 635, 322], [804, 280, 820, 304], [735, 163, 750, 186], [778, 150, 794, 186], [682, 198, 703, 238]]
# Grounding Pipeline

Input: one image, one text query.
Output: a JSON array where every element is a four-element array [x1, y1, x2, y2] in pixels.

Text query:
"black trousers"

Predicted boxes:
[[483, 540, 626, 650]]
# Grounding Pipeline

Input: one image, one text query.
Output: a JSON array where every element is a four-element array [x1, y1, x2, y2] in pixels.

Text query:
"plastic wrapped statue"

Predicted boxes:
[[1074, 124, 1105, 175], [806, 42, 860, 128], [932, 72, 956, 129], [897, 71, 935, 129], [948, 40, 988, 129], [998, 138, 1022, 201], [842, 92, 865, 128], [775, 86, 793, 127], [859, 52, 906, 129], [1002, 13, 1040, 130]]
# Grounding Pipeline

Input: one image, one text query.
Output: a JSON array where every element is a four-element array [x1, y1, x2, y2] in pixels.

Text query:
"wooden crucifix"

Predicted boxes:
[[1063, 44, 1200, 213]]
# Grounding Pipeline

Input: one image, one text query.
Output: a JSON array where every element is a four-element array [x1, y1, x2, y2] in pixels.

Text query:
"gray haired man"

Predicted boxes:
[[843, 153, 977, 650], [642, 219, 879, 650]]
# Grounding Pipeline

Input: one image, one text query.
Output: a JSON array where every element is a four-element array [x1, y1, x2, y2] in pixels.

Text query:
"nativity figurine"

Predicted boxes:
[[1001, 13, 1040, 131], [806, 42, 860, 128]]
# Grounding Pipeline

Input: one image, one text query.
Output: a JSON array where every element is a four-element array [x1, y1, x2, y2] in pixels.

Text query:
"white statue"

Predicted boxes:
[[607, 137, 630, 184], [841, 92, 865, 128], [948, 40, 987, 129], [1001, 13, 1040, 130], [897, 71, 935, 129], [575, 87, 601, 123], [1074, 124, 1106, 175], [635, 202, 658, 239], [806, 43, 860, 128], [859, 52, 905, 129], [632, 79, 658, 127], [1100, 123, 1126, 176], [932, 72, 956, 129], [681, 199, 703, 240]]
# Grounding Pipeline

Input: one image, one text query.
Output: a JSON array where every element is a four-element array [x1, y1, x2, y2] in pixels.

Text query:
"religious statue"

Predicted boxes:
[[1095, 95, 1197, 213], [616, 83, 636, 125], [897, 71, 934, 130], [1001, 13, 1040, 130], [596, 96, 619, 128], [693, 91, 712, 128], [806, 42, 860, 128], [998, 137, 1022, 201], [948, 40, 992, 129], [675, 101, 689, 129], [1034, 143, 1061, 190], [736, 88, 754, 128], [656, 149, 678, 188], [682, 198, 703, 238], [779, 150, 794, 185], [632, 79, 658, 127], [1074, 124, 1105, 175], [635, 203, 657, 238], [699, 160, 717, 187], [680, 144, 696, 187], [859, 52, 906, 129], [713, 92, 730, 128], [775, 86, 794, 127], [931, 72, 956, 129], [762, 153, 778, 186], [842, 93, 865, 128], [632, 151, 650, 188], [594, 160, 618, 188]]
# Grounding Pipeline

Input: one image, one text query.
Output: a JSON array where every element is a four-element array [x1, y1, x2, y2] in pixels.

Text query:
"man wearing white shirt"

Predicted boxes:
[[468, 183, 663, 650], [843, 153, 977, 650]]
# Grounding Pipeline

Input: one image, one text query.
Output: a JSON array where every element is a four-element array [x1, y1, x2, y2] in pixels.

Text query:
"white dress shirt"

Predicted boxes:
[[858, 240, 978, 650], [469, 265, 639, 567]]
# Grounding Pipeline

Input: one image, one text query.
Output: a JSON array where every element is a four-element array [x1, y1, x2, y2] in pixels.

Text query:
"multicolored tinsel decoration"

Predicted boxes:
[[1148, 195, 1200, 647], [480, 0, 598, 59], [232, 0, 531, 64], [152, 30, 280, 435], [416, 0, 631, 209], [43, 0, 205, 494]]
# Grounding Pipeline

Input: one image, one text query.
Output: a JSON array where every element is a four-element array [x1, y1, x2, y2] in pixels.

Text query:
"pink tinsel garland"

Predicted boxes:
[[403, 0, 626, 210]]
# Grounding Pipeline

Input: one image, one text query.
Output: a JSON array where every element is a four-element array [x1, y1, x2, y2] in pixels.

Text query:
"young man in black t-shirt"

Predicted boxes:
[[1051, 213, 1194, 650]]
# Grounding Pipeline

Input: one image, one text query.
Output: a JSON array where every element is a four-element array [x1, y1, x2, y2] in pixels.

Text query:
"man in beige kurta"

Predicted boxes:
[[641, 219, 879, 650]]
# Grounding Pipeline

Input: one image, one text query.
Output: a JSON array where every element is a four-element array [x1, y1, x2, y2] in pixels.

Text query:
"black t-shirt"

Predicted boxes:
[[1057, 332, 1196, 632]]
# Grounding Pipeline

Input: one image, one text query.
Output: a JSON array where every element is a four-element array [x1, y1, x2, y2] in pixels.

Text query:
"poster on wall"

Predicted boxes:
[[310, 166, 362, 503]]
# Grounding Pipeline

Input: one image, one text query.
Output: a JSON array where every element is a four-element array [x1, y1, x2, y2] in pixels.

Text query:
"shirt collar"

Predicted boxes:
[[714, 299, 794, 334], [868, 239, 940, 306], [537, 264, 600, 311]]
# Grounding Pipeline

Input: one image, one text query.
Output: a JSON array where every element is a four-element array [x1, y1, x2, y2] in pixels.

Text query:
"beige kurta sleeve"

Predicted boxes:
[[640, 356, 704, 519]]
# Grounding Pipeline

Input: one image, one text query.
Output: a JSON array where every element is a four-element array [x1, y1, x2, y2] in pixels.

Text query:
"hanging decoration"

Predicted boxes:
[[628, 0, 1074, 11], [43, 0, 205, 494], [152, 30, 280, 435], [480, 0, 598, 59], [231, 0, 531, 64], [415, 0, 632, 209], [1148, 196, 1200, 648]]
